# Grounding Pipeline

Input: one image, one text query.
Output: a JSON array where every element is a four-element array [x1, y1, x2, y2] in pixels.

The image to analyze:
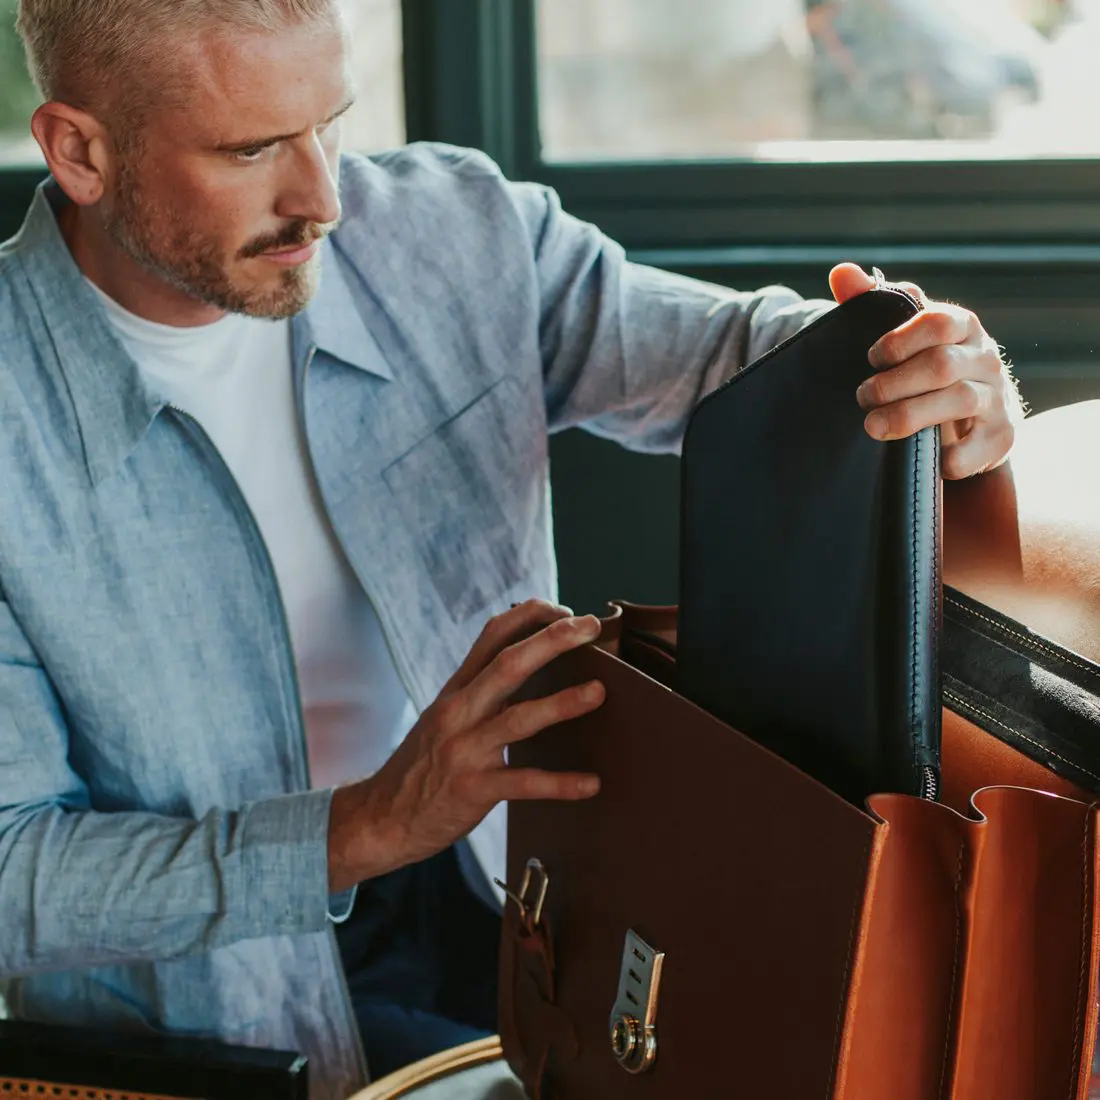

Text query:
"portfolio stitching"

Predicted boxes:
[[828, 834, 874, 1097], [933, 430, 941, 654], [945, 596, 1097, 680], [1071, 812, 1092, 1100], [937, 840, 966, 1100], [910, 444, 920, 759], [943, 691, 1100, 786]]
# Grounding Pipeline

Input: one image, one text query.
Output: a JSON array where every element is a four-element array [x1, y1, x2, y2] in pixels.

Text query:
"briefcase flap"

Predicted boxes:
[[503, 639, 877, 1100]]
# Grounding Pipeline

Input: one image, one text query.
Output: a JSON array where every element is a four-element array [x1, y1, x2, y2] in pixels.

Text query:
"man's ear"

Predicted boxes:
[[30, 101, 112, 207]]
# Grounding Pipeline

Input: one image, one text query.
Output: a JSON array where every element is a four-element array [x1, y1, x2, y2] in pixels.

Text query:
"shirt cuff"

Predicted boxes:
[[238, 787, 334, 937]]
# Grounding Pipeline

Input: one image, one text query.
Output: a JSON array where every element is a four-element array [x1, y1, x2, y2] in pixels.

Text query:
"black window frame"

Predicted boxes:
[[402, 0, 1100, 408]]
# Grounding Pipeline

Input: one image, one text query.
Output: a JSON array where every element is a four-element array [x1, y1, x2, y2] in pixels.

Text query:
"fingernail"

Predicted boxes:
[[866, 412, 888, 439], [582, 680, 605, 703], [556, 604, 574, 616], [579, 776, 600, 796], [856, 382, 872, 409]]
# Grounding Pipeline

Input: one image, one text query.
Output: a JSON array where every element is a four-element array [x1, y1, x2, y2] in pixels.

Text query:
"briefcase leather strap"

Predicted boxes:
[[498, 879, 578, 1100]]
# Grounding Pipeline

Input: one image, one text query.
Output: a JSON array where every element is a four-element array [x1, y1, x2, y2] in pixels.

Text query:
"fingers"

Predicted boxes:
[[828, 262, 876, 305], [827, 263, 936, 309], [462, 613, 603, 721], [941, 420, 1017, 481], [443, 598, 574, 694], [864, 380, 991, 442], [857, 344, 985, 410], [485, 766, 601, 803], [483, 679, 606, 750], [868, 303, 977, 370]]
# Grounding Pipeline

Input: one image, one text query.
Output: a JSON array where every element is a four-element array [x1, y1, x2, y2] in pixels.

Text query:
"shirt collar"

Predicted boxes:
[[10, 175, 390, 487], [300, 236, 394, 383], [12, 180, 165, 486]]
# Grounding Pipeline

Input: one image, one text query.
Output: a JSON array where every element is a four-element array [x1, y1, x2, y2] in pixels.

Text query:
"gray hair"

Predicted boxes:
[[16, 0, 337, 117]]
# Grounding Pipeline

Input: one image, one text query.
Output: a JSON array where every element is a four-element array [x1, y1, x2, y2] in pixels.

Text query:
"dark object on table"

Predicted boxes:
[[0, 1018, 308, 1099]]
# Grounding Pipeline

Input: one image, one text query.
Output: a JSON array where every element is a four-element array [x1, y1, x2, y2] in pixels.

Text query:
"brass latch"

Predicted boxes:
[[609, 929, 663, 1074], [495, 858, 550, 928]]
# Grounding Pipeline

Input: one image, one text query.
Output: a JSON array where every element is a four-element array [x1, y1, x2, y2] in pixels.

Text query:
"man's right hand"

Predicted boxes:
[[328, 599, 605, 892]]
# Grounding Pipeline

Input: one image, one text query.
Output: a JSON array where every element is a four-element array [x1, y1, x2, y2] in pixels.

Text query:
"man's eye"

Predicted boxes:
[[233, 145, 272, 162]]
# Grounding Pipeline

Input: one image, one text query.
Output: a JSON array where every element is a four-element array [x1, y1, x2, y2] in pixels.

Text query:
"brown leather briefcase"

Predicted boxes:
[[499, 402, 1100, 1100]]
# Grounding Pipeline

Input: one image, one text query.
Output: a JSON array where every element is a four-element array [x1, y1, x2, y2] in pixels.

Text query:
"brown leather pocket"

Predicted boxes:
[[837, 789, 1100, 1100]]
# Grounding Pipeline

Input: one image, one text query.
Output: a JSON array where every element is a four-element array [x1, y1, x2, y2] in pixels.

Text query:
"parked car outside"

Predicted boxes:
[[807, 0, 1050, 140]]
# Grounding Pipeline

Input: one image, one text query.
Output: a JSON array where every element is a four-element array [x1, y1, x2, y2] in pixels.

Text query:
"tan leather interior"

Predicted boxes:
[[840, 405, 1100, 1099], [839, 404, 1100, 1100], [838, 783, 1099, 1100], [504, 403, 1100, 1099], [940, 707, 1091, 811]]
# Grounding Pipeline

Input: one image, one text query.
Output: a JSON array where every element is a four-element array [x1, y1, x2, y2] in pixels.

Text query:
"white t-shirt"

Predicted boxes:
[[90, 283, 418, 791]]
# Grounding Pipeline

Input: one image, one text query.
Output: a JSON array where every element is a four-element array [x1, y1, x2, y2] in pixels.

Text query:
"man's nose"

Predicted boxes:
[[277, 136, 342, 227]]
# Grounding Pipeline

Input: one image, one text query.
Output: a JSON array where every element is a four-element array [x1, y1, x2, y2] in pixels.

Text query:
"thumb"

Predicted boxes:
[[829, 262, 876, 305]]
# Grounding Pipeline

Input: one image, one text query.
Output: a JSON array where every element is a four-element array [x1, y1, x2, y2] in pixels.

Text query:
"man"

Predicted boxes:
[[0, 0, 1019, 1097]]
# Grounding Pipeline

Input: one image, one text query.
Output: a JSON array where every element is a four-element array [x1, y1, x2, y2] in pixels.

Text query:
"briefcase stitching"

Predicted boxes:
[[829, 833, 875, 1098], [932, 427, 943, 767], [937, 840, 966, 1100], [910, 428, 921, 787], [1070, 812, 1093, 1100], [945, 593, 1100, 684], [943, 686, 1100, 787]]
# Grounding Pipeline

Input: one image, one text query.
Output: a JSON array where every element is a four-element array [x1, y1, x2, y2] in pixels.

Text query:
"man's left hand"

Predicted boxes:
[[830, 262, 1022, 480]]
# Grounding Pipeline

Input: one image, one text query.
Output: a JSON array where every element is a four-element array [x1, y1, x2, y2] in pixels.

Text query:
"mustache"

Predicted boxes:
[[238, 219, 336, 260]]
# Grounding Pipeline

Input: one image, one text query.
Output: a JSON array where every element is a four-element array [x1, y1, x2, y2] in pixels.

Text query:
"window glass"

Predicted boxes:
[[0, 0, 404, 167], [0, 0, 40, 166], [341, 0, 407, 153], [537, 0, 1098, 162]]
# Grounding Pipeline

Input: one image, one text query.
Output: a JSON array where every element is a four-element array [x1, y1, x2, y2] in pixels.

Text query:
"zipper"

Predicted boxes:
[[167, 404, 312, 789], [872, 266, 924, 313], [293, 347, 418, 1086], [295, 345, 423, 711], [168, 402, 370, 1085], [875, 267, 935, 801], [920, 765, 939, 802]]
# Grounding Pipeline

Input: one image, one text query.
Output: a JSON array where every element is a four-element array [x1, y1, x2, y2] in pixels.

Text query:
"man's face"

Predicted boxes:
[[99, 13, 353, 319]]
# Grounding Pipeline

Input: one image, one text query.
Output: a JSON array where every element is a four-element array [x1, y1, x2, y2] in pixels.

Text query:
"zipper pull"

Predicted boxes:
[[871, 266, 923, 311]]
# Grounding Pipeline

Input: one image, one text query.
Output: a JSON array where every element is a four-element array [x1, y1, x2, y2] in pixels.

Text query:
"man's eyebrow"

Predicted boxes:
[[214, 97, 356, 151]]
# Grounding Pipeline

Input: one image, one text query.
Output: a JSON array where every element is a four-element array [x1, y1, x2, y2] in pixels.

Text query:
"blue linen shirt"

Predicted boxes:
[[0, 142, 823, 1097]]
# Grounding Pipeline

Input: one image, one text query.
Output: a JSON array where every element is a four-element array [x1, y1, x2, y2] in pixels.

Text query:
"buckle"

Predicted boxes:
[[494, 857, 550, 928]]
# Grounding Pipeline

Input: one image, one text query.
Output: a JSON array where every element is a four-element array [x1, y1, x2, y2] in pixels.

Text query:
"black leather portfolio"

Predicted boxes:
[[677, 286, 942, 804]]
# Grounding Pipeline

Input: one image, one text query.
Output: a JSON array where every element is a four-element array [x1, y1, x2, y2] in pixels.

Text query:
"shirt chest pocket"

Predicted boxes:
[[381, 377, 548, 624]]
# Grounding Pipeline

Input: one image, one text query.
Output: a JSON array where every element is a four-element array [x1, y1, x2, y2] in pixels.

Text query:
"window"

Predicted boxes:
[[537, 0, 1095, 164], [460, 0, 1100, 422], [342, 0, 407, 152], [0, 0, 404, 167], [0, 0, 40, 166], [389, 0, 1100, 607]]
